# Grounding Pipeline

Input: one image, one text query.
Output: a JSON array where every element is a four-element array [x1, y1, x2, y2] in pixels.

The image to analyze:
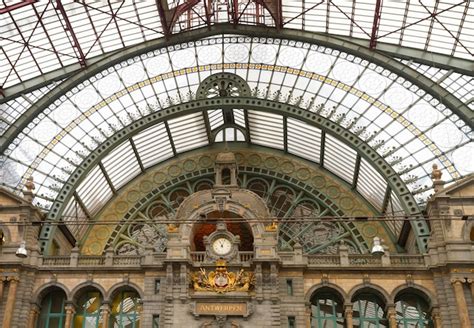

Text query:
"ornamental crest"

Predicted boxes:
[[190, 260, 255, 293]]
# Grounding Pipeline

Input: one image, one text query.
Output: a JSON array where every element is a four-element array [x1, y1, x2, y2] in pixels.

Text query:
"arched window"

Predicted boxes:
[[37, 289, 67, 328], [310, 289, 345, 327], [395, 292, 433, 328], [110, 290, 141, 328], [73, 290, 103, 328], [352, 293, 388, 328]]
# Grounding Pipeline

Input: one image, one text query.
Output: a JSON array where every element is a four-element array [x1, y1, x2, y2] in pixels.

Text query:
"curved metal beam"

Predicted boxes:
[[43, 97, 430, 252], [1, 24, 472, 153]]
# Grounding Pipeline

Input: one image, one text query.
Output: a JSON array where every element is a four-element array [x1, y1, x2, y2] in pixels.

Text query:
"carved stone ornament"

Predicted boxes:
[[190, 260, 255, 294]]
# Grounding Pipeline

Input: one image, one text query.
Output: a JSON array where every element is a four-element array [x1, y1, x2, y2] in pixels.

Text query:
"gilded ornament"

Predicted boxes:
[[190, 260, 255, 294]]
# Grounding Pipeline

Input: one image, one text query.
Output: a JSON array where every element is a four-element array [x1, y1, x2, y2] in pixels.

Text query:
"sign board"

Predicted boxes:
[[195, 302, 247, 316]]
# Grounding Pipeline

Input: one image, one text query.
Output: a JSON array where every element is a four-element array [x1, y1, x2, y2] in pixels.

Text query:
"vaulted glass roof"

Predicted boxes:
[[1, 1, 472, 89], [1, 34, 472, 220], [0, 2, 473, 249]]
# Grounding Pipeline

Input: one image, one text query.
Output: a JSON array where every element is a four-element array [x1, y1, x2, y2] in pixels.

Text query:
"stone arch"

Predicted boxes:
[[305, 283, 349, 304], [106, 281, 144, 302], [348, 283, 390, 306], [390, 284, 438, 309], [32, 282, 70, 305], [69, 281, 107, 304], [175, 189, 270, 247], [462, 220, 474, 242]]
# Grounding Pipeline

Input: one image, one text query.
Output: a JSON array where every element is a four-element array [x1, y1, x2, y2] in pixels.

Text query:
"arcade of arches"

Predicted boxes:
[[1, 3, 474, 327]]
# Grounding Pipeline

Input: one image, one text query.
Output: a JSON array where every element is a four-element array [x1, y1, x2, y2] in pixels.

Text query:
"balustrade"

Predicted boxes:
[[39, 252, 426, 268]]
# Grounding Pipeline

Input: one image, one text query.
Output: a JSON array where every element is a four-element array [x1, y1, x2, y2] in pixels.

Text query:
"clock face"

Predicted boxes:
[[212, 237, 232, 255]]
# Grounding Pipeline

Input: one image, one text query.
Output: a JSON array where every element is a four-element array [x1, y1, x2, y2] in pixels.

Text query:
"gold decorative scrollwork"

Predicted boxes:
[[190, 260, 255, 294]]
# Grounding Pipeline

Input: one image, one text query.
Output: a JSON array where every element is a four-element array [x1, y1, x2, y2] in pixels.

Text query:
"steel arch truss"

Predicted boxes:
[[40, 97, 430, 253]]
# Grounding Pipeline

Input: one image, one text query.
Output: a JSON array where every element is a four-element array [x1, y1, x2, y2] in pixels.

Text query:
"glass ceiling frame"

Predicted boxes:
[[1, 0, 473, 90], [1, 32, 471, 197], [1, 26, 472, 149]]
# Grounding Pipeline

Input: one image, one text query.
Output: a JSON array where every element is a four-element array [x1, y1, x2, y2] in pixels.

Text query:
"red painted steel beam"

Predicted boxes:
[[369, 0, 383, 49], [55, 0, 87, 67], [170, 0, 200, 28], [155, 0, 171, 37], [0, 0, 36, 14]]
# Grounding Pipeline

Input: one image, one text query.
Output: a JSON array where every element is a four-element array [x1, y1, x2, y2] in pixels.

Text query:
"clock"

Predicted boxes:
[[212, 237, 232, 256], [203, 222, 240, 262]]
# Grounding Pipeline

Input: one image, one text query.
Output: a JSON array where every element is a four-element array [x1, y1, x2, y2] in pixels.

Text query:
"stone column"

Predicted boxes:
[[305, 303, 312, 328], [386, 305, 397, 328], [0, 277, 5, 304], [468, 279, 474, 303], [344, 304, 353, 328], [432, 307, 442, 328], [451, 278, 471, 328], [27, 303, 40, 328], [2, 276, 19, 328], [100, 303, 111, 328], [64, 303, 76, 328]]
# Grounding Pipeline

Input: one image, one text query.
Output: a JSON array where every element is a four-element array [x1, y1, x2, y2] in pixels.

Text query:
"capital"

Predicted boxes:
[[451, 277, 466, 285], [7, 276, 20, 283]]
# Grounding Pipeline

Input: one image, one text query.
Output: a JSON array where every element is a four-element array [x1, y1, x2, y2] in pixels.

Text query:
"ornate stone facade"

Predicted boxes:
[[0, 152, 473, 327]]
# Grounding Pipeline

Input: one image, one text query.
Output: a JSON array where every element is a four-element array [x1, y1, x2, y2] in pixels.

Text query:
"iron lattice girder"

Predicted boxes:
[[1, 24, 472, 153], [44, 97, 430, 252], [0, 0, 36, 14]]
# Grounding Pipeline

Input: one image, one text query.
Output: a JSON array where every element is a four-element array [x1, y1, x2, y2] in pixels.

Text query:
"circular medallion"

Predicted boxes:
[[326, 185, 341, 199], [248, 154, 262, 166], [251, 44, 277, 64], [339, 197, 355, 210], [94, 227, 110, 241], [280, 161, 295, 174], [183, 159, 197, 172], [146, 56, 170, 76], [235, 153, 245, 165], [296, 168, 311, 180], [225, 44, 249, 63], [153, 172, 167, 184], [265, 157, 279, 169], [139, 180, 153, 193], [168, 165, 182, 177], [127, 190, 141, 203], [312, 176, 326, 188], [121, 64, 145, 86], [115, 201, 129, 214], [88, 242, 101, 255], [199, 156, 213, 168], [362, 224, 378, 238]]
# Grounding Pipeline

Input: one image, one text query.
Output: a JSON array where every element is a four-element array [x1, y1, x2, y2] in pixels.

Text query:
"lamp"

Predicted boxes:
[[16, 240, 28, 258], [371, 237, 385, 257]]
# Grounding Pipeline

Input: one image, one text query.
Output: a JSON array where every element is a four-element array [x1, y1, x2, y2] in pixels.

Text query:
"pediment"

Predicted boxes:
[[436, 174, 474, 198], [0, 187, 28, 206]]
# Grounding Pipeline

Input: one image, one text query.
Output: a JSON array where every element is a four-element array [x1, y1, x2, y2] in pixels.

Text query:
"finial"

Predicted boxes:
[[431, 163, 445, 193], [25, 176, 35, 191], [431, 164, 442, 181], [22, 176, 36, 203]]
